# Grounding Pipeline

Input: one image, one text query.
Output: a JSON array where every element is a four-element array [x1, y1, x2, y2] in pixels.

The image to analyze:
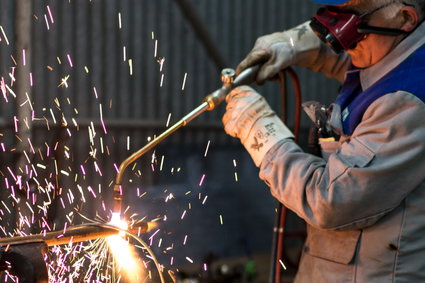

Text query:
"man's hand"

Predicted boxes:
[[223, 86, 294, 166], [236, 22, 322, 85]]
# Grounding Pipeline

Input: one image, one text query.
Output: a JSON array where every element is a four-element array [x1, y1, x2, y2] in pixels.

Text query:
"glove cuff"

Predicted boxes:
[[242, 115, 294, 166]]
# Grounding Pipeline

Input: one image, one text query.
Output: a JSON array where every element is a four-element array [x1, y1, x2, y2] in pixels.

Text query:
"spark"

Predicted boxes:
[[149, 229, 160, 243], [58, 74, 70, 88], [13, 116, 18, 132], [181, 72, 188, 90], [199, 174, 206, 186], [37, 163, 46, 170], [22, 49, 26, 66], [113, 163, 119, 174], [219, 215, 224, 225], [5, 83, 16, 98], [80, 165, 86, 175], [154, 40, 158, 57], [67, 54, 73, 67], [47, 5, 54, 23], [181, 210, 187, 220], [118, 12, 122, 29], [166, 113, 172, 127], [279, 259, 287, 270], [44, 14, 50, 30], [128, 59, 133, 75], [160, 73, 164, 87], [160, 155, 165, 171], [202, 195, 208, 205], [204, 140, 211, 157], [186, 257, 193, 264], [0, 26, 9, 45]]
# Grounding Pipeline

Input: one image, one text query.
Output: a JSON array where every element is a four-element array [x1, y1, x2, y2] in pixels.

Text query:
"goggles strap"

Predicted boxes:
[[357, 23, 408, 35]]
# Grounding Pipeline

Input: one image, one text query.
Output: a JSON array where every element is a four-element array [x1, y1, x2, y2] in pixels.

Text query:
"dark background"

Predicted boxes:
[[0, 0, 341, 282]]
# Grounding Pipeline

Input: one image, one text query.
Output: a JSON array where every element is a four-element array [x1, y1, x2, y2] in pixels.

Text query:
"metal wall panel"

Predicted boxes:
[[1, 0, 340, 141], [0, 0, 342, 272]]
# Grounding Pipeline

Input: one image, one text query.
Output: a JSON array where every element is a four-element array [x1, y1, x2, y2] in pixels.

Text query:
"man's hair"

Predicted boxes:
[[401, 0, 425, 18], [353, 0, 425, 19]]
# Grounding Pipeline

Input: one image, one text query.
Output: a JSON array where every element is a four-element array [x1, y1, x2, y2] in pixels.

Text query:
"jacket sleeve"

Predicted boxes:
[[291, 22, 351, 83], [259, 92, 425, 230]]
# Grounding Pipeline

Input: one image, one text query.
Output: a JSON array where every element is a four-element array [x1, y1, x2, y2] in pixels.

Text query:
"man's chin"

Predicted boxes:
[[347, 49, 370, 68]]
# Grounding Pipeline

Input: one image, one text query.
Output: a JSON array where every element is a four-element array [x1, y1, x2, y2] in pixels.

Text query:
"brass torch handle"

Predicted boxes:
[[112, 65, 260, 213], [113, 102, 210, 212]]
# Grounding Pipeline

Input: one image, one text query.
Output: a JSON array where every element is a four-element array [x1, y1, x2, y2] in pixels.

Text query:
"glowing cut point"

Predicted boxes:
[[108, 213, 144, 281]]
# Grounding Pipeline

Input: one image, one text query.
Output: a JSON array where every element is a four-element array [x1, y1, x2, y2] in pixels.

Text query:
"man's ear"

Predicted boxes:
[[400, 6, 420, 32]]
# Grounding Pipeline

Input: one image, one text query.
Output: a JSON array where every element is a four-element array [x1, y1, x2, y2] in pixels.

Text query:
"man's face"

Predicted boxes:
[[340, 1, 407, 68]]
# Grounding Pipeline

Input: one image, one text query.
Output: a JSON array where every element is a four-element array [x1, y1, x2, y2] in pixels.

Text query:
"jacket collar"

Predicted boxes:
[[360, 21, 425, 91]]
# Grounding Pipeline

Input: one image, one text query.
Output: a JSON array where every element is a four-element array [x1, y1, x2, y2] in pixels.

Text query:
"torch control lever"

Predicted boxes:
[[203, 65, 260, 110]]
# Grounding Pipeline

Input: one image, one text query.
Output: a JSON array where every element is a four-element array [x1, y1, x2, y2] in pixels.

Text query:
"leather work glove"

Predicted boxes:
[[236, 22, 349, 84], [223, 86, 294, 166]]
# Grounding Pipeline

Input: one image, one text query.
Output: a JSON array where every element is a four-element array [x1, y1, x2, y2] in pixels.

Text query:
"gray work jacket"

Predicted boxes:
[[259, 23, 425, 282]]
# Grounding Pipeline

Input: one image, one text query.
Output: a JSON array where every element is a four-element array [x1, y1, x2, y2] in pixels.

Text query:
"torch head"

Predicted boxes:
[[112, 184, 123, 214]]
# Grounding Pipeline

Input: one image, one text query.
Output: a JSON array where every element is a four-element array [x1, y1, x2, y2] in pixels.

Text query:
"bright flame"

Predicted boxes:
[[108, 212, 144, 281]]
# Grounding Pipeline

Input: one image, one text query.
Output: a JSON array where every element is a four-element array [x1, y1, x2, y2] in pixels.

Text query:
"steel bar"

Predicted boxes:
[[0, 222, 150, 247], [174, 0, 227, 70]]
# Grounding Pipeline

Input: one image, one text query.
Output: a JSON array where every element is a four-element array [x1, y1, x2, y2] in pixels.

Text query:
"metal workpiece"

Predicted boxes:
[[0, 222, 153, 283], [0, 222, 152, 247], [0, 242, 49, 283]]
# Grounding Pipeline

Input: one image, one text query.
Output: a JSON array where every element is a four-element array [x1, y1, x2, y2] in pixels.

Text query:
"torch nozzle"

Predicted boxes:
[[112, 184, 123, 214]]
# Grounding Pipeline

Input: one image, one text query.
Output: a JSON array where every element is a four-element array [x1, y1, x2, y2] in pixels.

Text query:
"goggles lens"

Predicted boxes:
[[310, 4, 408, 53], [310, 6, 365, 53]]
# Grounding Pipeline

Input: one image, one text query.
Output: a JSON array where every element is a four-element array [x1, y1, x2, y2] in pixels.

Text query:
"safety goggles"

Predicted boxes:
[[310, 4, 408, 53]]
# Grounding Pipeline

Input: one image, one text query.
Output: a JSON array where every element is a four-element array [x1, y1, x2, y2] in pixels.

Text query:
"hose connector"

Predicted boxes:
[[221, 68, 236, 87], [203, 68, 237, 110]]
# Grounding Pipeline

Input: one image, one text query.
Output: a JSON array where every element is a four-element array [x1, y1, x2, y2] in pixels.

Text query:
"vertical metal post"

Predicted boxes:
[[174, 0, 227, 70], [14, 0, 33, 232]]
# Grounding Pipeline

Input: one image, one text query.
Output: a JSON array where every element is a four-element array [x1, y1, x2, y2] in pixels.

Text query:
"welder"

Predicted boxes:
[[223, 0, 425, 281]]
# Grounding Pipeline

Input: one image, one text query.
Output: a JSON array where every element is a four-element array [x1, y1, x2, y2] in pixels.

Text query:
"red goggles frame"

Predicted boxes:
[[310, 6, 408, 53]]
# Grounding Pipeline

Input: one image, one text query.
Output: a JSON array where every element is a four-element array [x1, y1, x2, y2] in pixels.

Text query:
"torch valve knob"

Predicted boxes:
[[221, 68, 236, 87]]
